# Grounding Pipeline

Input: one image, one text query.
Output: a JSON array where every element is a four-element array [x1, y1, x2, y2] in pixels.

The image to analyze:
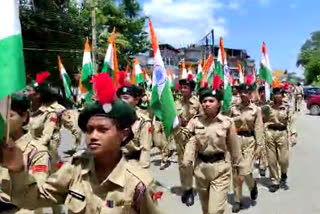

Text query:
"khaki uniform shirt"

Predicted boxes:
[[294, 86, 304, 96], [229, 103, 264, 147], [175, 95, 200, 127], [122, 107, 152, 168], [27, 102, 65, 147], [8, 152, 162, 214], [0, 133, 51, 213], [61, 109, 82, 148], [263, 101, 296, 136], [182, 114, 247, 175], [231, 95, 241, 107]]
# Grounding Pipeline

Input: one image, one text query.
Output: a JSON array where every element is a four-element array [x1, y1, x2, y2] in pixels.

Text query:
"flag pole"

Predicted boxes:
[[5, 96, 11, 144]]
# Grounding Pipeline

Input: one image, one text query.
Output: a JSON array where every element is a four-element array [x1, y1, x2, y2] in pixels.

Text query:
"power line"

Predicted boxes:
[[24, 47, 82, 53]]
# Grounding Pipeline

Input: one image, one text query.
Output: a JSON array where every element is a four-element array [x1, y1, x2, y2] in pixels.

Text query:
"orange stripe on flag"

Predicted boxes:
[[148, 19, 158, 56]]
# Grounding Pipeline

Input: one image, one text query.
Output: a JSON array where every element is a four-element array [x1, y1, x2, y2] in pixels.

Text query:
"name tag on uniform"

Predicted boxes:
[[68, 190, 85, 201], [195, 126, 205, 129]]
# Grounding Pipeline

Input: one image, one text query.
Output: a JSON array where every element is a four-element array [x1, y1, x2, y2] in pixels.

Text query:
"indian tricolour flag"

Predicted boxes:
[[58, 56, 72, 101], [259, 42, 272, 101], [180, 58, 188, 80], [217, 38, 232, 113], [195, 59, 203, 91], [102, 29, 119, 87], [237, 60, 245, 84], [148, 19, 178, 138], [132, 58, 145, 85], [81, 38, 93, 92], [0, 0, 26, 141], [214, 38, 225, 90]]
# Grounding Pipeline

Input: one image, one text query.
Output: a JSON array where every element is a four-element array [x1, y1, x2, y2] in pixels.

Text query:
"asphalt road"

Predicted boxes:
[[58, 103, 320, 214]]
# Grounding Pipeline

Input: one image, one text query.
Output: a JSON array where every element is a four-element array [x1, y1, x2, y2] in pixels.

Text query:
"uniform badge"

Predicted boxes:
[[106, 200, 114, 208], [32, 165, 48, 173], [50, 117, 58, 123]]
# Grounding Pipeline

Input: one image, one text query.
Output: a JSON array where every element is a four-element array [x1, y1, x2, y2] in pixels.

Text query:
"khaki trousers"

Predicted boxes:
[[295, 95, 303, 111], [265, 129, 289, 185], [233, 136, 256, 203], [194, 160, 231, 214], [176, 137, 193, 190], [152, 121, 173, 163]]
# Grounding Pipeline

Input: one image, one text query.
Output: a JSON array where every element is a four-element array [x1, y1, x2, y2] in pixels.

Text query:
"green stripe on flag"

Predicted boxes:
[[81, 63, 93, 91], [222, 84, 232, 113], [151, 82, 176, 138], [0, 114, 4, 141], [259, 65, 272, 84], [0, 35, 26, 99]]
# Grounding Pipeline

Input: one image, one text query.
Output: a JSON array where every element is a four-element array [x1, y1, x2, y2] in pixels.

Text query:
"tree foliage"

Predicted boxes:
[[297, 31, 320, 84], [21, 0, 149, 86]]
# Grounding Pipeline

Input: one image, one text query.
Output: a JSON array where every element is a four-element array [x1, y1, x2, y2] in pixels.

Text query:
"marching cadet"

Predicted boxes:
[[0, 93, 51, 214], [174, 76, 201, 206], [181, 88, 246, 214], [152, 118, 174, 170], [255, 86, 268, 177], [229, 83, 263, 213], [294, 82, 304, 112], [117, 84, 152, 169], [231, 85, 241, 107], [27, 72, 81, 162], [0, 72, 162, 214], [262, 87, 297, 192]]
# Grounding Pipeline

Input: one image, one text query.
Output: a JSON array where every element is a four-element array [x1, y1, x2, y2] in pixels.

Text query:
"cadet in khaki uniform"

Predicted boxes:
[[27, 83, 65, 166], [231, 85, 241, 107], [0, 94, 51, 214], [152, 118, 173, 170], [255, 86, 268, 177], [28, 75, 82, 162], [117, 85, 152, 169], [174, 78, 201, 206], [0, 73, 161, 214], [262, 87, 297, 192], [229, 84, 261, 212], [294, 82, 304, 112], [180, 89, 246, 214]]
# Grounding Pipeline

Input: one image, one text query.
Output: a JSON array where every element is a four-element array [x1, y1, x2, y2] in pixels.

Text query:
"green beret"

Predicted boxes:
[[272, 87, 284, 95], [11, 93, 30, 114], [258, 85, 265, 92], [117, 85, 143, 98], [199, 89, 223, 103], [78, 99, 137, 132], [239, 84, 255, 93], [179, 79, 196, 91]]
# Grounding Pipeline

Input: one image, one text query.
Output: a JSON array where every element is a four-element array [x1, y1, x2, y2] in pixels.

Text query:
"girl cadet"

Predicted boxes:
[[0, 73, 162, 214], [0, 93, 51, 214], [180, 89, 246, 214]]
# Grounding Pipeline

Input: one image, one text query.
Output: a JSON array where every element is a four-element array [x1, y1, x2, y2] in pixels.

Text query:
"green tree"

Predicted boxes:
[[21, 0, 148, 85], [297, 31, 320, 85]]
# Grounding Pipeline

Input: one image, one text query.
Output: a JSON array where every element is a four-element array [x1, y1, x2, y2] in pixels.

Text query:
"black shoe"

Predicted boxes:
[[259, 169, 266, 177], [281, 173, 287, 182], [181, 189, 194, 206], [250, 182, 258, 201], [269, 184, 280, 193], [232, 202, 241, 213]]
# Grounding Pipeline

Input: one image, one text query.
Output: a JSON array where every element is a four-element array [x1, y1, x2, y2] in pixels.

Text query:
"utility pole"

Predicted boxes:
[[91, 1, 97, 74]]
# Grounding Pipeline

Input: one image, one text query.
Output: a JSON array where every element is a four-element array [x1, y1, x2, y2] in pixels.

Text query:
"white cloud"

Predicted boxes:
[[143, 0, 227, 47]]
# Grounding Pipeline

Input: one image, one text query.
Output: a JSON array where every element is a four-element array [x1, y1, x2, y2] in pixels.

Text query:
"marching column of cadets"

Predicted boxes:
[[0, 71, 299, 214]]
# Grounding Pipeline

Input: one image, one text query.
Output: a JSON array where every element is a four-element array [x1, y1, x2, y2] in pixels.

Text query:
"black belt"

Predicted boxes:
[[237, 131, 254, 137], [0, 201, 17, 212], [267, 124, 286, 131], [198, 153, 225, 163]]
